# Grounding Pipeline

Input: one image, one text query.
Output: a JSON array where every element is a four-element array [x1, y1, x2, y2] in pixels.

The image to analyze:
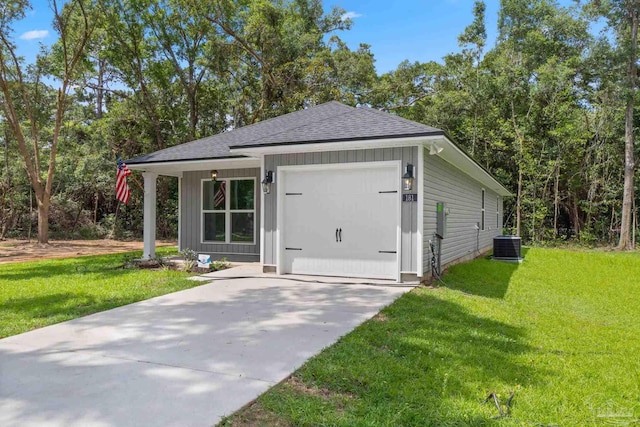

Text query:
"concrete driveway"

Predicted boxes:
[[0, 265, 412, 427]]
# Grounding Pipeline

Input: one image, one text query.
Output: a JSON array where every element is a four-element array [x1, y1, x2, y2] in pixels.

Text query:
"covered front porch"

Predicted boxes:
[[128, 157, 262, 261]]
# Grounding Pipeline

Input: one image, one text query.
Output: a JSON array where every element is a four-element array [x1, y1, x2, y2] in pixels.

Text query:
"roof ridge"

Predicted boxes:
[[360, 106, 438, 132], [131, 102, 353, 159], [229, 101, 355, 147], [230, 100, 351, 136]]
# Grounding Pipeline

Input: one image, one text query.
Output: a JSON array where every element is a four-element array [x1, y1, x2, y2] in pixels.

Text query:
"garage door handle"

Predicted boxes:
[[335, 228, 339, 242], [338, 228, 342, 242]]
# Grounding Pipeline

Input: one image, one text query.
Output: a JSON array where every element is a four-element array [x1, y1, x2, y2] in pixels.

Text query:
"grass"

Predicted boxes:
[[220, 247, 640, 426], [0, 247, 201, 338]]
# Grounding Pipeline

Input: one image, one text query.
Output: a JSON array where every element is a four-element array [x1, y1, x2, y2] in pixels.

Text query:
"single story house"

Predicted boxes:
[[127, 101, 511, 282]]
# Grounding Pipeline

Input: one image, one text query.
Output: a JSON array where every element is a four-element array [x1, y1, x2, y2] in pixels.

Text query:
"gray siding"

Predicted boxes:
[[264, 147, 419, 272], [422, 152, 503, 274], [181, 168, 260, 259]]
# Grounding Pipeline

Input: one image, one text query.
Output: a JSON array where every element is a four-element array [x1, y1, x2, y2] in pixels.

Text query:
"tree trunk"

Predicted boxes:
[[618, 5, 638, 250], [516, 166, 522, 237], [37, 201, 50, 244], [112, 200, 120, 238], [553, 162, 560, 238], [96, 58, 105, 119], [94, 192, 99, 225], [189, 89, 198, 139], [633, 197, 637, 248], [572, 198, 582, 238]]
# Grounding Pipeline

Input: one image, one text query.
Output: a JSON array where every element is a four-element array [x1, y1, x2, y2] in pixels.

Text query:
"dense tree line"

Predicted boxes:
[[0, 0, 638, 248]]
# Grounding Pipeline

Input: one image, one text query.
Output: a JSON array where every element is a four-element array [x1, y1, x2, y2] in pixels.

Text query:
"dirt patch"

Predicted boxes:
[[286, 376, 355, 402], [373, 313, 388, 322], [220, 401, 291, 427], [0, 239, 176, 264]]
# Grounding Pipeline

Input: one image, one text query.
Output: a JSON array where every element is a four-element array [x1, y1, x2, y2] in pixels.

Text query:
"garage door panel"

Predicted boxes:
[[281, 164, 400, 280]]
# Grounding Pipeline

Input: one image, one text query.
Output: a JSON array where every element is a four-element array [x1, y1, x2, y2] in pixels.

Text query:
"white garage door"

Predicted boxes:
[[279, 162, 400, 280]]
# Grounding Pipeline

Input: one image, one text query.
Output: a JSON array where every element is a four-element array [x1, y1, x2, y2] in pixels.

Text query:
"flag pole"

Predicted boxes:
[[129, 173, 145, 192]]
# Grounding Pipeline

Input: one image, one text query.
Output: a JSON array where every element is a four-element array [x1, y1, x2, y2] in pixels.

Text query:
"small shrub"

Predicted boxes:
[[179, 248, 198, 272], [211, 257, 229, 271], [179, 248, 198, 262], [77, 224, 108, 239]]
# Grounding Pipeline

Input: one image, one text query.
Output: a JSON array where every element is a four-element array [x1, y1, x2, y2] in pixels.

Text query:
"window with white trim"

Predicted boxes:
[[481, 189, 485, 231], [202, 178, 256, 244], [496, 196, 500, 229]]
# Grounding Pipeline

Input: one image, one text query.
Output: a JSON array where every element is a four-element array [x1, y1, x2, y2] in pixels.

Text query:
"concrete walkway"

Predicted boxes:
[[0, 266, 413, 427]]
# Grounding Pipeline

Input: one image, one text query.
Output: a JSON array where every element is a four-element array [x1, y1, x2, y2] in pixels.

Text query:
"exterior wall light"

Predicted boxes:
[[429, 143, 444, 155], [262, 170, 274, 194], [210, 170, 218, 181], [403, 164, 414, 191]]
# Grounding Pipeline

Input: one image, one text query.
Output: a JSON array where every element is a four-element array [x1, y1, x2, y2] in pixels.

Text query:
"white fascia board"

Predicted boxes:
[[228, 135, 442, 156], [127, 157, 260, 176]]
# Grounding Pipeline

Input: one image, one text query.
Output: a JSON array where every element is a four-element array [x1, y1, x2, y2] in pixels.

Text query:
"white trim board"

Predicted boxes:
[[260, 155, 266, 265], [416, 144, 424, 277], [128, 157, 260, 176]]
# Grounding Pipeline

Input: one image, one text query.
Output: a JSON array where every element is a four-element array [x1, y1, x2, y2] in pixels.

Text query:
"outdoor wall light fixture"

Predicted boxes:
[[262, 170, 274, 194], [429, 143, 444, 155], [403, 164, 414, 191], [210, 170, 218, 181]]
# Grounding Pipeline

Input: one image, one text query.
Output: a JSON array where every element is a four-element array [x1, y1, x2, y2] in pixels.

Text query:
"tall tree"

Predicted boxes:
[[584, 0, 639, 249], [0, 0, 92, 243]]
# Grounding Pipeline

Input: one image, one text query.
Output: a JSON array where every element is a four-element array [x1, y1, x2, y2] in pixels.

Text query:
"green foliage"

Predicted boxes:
[[368, 0, 636, 245], [211, 256, 229, 271], [222, 248, 640, 426], [179, 247, 198, 271]]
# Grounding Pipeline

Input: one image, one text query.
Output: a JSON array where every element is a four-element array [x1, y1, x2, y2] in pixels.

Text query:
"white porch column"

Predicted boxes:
[[142, 172, 158, 260]]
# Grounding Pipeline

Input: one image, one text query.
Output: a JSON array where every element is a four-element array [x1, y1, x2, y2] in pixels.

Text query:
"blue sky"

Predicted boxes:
[[14, 0, 583, 75], [327, 0, 505, 73]]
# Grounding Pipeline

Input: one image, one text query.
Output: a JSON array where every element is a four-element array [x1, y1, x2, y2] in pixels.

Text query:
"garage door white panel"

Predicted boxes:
[[280, 164, 399, 280]]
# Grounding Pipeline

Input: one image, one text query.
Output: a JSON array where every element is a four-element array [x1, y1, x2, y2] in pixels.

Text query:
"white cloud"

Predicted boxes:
[[341, 11, 362, 21], [19, 30, 49, 41]]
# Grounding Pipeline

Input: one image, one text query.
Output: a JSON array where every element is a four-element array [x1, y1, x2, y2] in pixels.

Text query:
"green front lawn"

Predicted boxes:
[[0, 247, 200, 338], [221, 248, 640, 426]]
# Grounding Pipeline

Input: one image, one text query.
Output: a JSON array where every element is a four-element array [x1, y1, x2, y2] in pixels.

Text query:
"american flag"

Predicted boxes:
[[116, 158, 132, 204], [214, 181, 225, 208]]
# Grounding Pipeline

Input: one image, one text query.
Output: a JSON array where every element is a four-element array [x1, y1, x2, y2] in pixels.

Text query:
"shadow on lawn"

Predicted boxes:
[[287, 289, 545, 426], [440, 248, 529, 299], [0, 256, 131, 281]]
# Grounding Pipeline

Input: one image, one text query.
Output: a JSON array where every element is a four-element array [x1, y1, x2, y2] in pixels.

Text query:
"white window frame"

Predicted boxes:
[[201, 177, 257, 245], [496, 196, 500, 229], [481, 188, 486, 231]]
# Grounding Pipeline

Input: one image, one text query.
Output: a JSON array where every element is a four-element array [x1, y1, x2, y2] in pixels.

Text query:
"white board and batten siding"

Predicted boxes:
[[180, 168, 261, 261], [422, 151, 503, 274], [263, 147, 419, 274]]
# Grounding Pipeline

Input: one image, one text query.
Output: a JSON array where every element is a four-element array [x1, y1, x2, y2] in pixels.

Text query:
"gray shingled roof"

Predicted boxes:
[[126, 101, 444, 164]]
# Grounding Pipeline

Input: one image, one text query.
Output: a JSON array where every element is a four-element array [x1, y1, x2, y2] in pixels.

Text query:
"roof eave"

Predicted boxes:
[[126, 156, 260, 176], [229, 131, 445, 150], [126, 155, 247, 165]]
